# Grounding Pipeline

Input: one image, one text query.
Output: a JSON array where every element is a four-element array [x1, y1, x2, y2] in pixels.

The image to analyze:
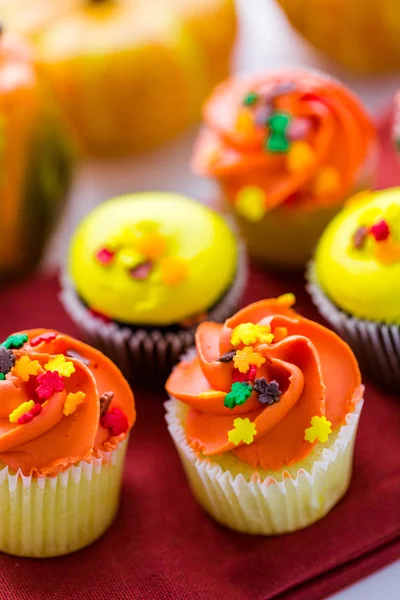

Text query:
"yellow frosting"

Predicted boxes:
[[315, 188, 400, 324], [69, 192, 238, 326]]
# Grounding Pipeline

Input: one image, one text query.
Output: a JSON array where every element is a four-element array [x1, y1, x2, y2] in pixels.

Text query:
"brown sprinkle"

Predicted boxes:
[[353, 226, 369, 249], [100, 392, 114, 418]]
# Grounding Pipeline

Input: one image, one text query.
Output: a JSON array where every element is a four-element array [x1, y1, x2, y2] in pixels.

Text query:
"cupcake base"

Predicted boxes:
[[60, 244, 247, 385], [0, 440, 128, 558], [165, 398, 363, 535]]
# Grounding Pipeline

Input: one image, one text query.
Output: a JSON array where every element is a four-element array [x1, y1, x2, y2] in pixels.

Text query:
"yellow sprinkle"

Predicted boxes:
[[235, 186, 267, 222], [286, 141, 316, 173], [231, 323, 274, 347], [276, 293, 296, 307], [11, 356, 41, 382], [160, 256, 189, 286], [198, 390, 226, 399], [45, 355, 75, 378], [63, 392, 86, 416], [228, 417, 257, 445], [312, 166, 341, 197], [304, 415, 332, 443], [233, 346, 266, 374], [235, 109, 255, 135], [9, 400, 35, 423]]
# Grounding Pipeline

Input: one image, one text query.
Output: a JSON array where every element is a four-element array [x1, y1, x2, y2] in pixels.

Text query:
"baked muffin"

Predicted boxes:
[[308, 187, 400, 391], [192, 69, 376, 269], [61, 192, 246, 382], [0, 329, 135, 557], [165, 297, 363, 534]]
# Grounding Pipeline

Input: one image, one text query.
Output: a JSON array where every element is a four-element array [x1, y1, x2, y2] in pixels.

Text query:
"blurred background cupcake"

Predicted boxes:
[[166, 297, 364, 534], [308, 187, 400, 391], [193, 69, 376, 270], [61, 192, 247, 383], [0, 328, 135, 557]]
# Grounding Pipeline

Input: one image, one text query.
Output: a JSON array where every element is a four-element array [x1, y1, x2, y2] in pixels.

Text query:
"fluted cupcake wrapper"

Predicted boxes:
[[60, 243, 247, 385], [0, 439, 128, 557], [307, 262, 400, 392], [165, 399, 363, 535]]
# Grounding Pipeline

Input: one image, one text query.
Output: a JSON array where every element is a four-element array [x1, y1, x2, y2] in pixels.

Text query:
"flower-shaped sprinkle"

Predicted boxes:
[[36, 371, 65, 400], [160, 256, 189, 286], [44, 355, 75, 378], [63, 392, 86, 416], [235, 186, 266, 222], [231, 323, 274, 347], [304, 415, 332, 443], [9, 400, 35, 423], [18, 403, 42, 425], [228, 417, 257, 445], [30, 332, 57, 347], [233, 346, 265, 374], [224, 382, 253, 409], [232, 365, 257, 383], [136, 231, 167, 260], [253, 378, 281, 405], [370, 219, 390, 242], [0, 347, 15, 376], [11, 356, 41, 382], [101, 408, 129, 437], [1, 334, 28, 350]]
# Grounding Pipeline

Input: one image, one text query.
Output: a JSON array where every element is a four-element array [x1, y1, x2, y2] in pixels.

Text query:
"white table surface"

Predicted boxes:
[[45, 1, 399, 597]]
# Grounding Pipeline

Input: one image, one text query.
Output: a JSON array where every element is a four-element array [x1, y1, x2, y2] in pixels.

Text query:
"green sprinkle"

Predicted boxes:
[[242, 91, 259, 106], [0, 373, 5, 380], [1, 334, 28, 350], [266, 112, 291, 153], [224, 382, 253, 409]]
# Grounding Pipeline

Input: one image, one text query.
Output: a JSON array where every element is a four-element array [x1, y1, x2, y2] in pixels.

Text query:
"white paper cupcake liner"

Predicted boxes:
[[0, 439, 128, 557], [307, 262, 400, 391], [165, 398, 363, 535], [60, 243, 247, 384]]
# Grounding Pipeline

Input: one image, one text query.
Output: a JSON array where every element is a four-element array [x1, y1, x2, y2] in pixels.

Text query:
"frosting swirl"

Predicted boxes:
[[166, 298, 363, 470], [0, 329, 135, 476], [192, 71, 375, 218]]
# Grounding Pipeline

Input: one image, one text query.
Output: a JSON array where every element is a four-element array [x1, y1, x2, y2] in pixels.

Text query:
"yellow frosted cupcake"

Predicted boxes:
[[61, 192, 246, 382], [165, 297, 363, 534], [0, 328, 135, 557], [309, 187, 400, 390]]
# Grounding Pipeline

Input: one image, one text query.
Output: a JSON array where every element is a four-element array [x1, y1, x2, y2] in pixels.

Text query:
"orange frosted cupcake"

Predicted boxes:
[[165, 297, 363, 534], [0, 329, 135, 557], [193, 70, 376, 269]]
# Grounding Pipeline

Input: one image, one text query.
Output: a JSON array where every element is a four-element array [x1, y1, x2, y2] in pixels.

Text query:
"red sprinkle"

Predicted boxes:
[[130, 261, 153, 280], [370, 219, 390, 242], [30, 332, 57, 347], [232, 365, 257, 384], [95, 247, 115, 265], [18, 403, 42, 425], [101, 407, 129, 437], [36, 371, 65, 400]]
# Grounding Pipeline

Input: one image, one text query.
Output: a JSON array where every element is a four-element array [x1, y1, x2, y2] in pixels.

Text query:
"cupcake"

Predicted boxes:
[[0, 328, 135, 557], [61, 192, 246, 383], [192, 70, 376, 269], [165, 297, 363, 534], [308, 187, 400, 391]]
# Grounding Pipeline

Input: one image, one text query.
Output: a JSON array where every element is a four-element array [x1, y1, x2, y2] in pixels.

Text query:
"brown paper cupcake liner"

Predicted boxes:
[[60, 243, 247, 384], [307, 262, 400, 392]]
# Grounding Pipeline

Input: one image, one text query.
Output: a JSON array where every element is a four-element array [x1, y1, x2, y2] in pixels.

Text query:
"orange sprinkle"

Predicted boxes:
[[136, 232, 167, 261], [160, 256, 189, 286], [312, 166, 341, 198], [374, 239, 400, 265]]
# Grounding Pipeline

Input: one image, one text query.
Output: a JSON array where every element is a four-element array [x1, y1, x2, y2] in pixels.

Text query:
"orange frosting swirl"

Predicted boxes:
[[192, 71, 375, 211], [166, 299, 363, 470], [0, 330, 135, 476]]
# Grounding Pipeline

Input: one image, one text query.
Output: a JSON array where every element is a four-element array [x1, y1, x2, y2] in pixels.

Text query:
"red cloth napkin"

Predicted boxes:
[[0, 115, 399, 600]]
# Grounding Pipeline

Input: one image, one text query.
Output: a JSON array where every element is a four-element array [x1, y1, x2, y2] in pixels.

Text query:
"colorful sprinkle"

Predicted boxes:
[[218, 350, 237, 363], [224, 382, 253, 409], [95, 247, 115, 265], [160, 256, 189, 286], [370, 219, 390, 242], [30, 332, 57, 347], [276, 293, 296, 307], [235, 186, 267, 222], [233, 346, 266, 374], [304, 415, 332, 443], [312, 166, 341, 197], [65, 349, 90, 366], [266, 112, 291, 153], [0, 347, 15, 376], [99, 391, 114, 418], [374, 239, 400, 265], [231, 323, 274, 347], [198, 390, 226, 399], [101, 407, 129, 437], [130, 261, 153, 280], [44, 355, 75, 378], [232, 364, 257, 383], [136, 232, 167, 261], [11, 356, 41, 382], [228, 417, 257, 445], [18, 403, 42, 425], [287, 117, 312, 141], [235, 109, 255, 135], [1, 334, 28, 350], [286, 141, 315, 173], [63, 391, 86, 416], [242, 91, 259, 106], [254, 105, 272, 127], [254, 378, 281, 405], [9, 400, 35, 423], [36, 371, 65, 400], [353, 226, 369, 249], [0, 374, 5, 381]]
